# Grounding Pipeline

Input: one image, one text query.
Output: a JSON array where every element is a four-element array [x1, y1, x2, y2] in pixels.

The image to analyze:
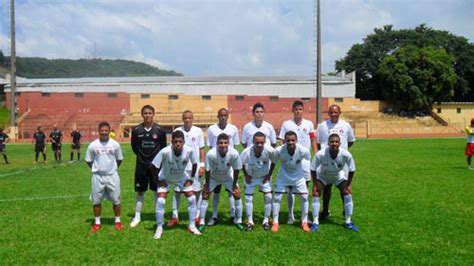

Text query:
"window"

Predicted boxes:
[[74, 93, 84, 98], [141, 94, 150, 99], [437, 108, 441, 114], [301, 97, 310, 102], [335, 97, 344, 103], [202, 95, 211, 100], [169, 95, 179, 100], [15, 92, 21, 96], [107, 93, 117, 98], [457, 108, 461, 114], [41, 92, 51, 97], [235, 95, 245, 101], [269, 96, 279, 102]]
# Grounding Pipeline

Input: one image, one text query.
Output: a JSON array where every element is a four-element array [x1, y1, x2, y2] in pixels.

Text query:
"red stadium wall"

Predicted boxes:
[[227, 96, 328, 134]]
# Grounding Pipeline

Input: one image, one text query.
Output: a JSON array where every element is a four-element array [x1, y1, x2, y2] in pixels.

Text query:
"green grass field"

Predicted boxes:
[[0, 138, 473, 264]]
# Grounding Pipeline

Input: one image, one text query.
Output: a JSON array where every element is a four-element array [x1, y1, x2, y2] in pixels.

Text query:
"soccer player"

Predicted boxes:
[[130, 105, 167, 228], [316, 104, 356, 220], [206, 108, 239, 225], [240, 132, 276, 231], [310, 133, 358, 232], [272, 131, 311, 233], [0, 128, 10, 164], [32, 126, 47, 164], [241, 102, 277, 148], [150, 130, 201, 239], [85, 122, 124, 233], [465, 118, 474, 170], [50, 125, 63, 162], [70, 128, 82, 161], [198, 133, 244, 232], [170, 110, 205, 226], [279, 100, 317, 224]]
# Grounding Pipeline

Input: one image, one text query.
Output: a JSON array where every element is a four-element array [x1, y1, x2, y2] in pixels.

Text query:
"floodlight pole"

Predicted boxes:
[[316, 0, 322, 124], [9, 0, 17, 138]]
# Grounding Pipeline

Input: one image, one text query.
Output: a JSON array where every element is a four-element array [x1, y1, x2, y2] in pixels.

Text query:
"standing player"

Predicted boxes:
[[130, 105, 167, 228], [150, 130, 201, 239], [206, 108, 239, 225], [240, 132, 276, 231], [465, 118, 474, 170], [0, 128, 10, 164], [50, 125, 63, 162], [316, 105, 356, 220], [170, 110, 205, 226], [272, 131, 311, 233], [70, 128, 82, 161], [32, 126, 47, 164], [241, 102, 277, 148], [279, 100, 317, 224], [85, 122, 124, 233], [310, 133, 358, 232], [198, 133, 244, 232]]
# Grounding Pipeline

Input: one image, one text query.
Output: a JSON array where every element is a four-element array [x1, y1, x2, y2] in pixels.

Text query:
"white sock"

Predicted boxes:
[[343, 194, 353, 224], [287, 192, 295, 220], [245, 195, 254, 224], [312, 197, 320, 224], [115, 216, 121, 223], [228, 192, 236, 217], [234, 198, 243, 224], [200, 200, 208, 225], [172, 193, 182, 219], [300, 194, 309, 223], [134, 194, 144, 219], [187, 195, 197, 227], [272, 193, 283, 224], [195, 192, 202, 218], [155, 197, 166, 226], [94, 216, 101, 225], [263, 193, 272, 223], [212, 193, 220, 218]]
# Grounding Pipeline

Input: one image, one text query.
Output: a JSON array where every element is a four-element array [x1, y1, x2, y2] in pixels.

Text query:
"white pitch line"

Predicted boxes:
[[0, 190, 134, 203]]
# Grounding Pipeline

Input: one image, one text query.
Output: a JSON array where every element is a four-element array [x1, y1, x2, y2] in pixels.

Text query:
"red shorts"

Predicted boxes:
[[465, 143, 474, 156]]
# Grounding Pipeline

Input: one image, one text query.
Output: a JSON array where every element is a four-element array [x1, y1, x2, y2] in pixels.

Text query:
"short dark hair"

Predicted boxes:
[[284, 130, 297, 140], [37, 126, 42, 131], [292, 100, 304, 109], [217, 133, 229, 142], [141, 105, 155, 114], [172, 130, 185, 141], [217, 108, 228, 115], [252, 102, 265, 113], [253, 131, 266, 141], [328, 104, 341, 112], [328, 133, 340, 141], [98, 121, 110, 130]]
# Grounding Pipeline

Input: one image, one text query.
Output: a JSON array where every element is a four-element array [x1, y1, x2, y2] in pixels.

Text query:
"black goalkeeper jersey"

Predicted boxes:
[[131, 123, 167, 165], [50, 130, 62, 143], [33, 131, 47, 145]]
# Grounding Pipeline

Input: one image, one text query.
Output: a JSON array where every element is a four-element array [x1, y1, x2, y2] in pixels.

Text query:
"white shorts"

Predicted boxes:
[[274, 177, 308, 194], [244, 177, 272, 195], [157, 176, 194, 193], [317, 171, 347, 186], [208, 177, 237, 193], [90, 173, 121, 205], [186, 169, 202, 192]]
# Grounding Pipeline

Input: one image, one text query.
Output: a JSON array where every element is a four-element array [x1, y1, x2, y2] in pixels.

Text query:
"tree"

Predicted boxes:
[[379, 45, 456, 110], [336, 24, 474, 102], [0, 50, 5, 66]]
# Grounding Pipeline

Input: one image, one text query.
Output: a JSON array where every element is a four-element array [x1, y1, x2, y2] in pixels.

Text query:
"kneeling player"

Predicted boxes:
[[151, 130, 201, 239], [198, 133, 244, 232], [240, 132, 276, 231], [272, 131, 311, 232], [310, 133, 358, 232], [85, 122, 124, 233]]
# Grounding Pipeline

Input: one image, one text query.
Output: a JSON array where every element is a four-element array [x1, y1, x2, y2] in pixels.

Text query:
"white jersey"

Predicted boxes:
[[85, 139, 123, 175], [152, 145, 197, 183], [205, 147, 242, 182], [207, 123, 240, 148], [317, 119, 355, 150], [240, 145, 276, 178], [175, 126, 205, 170], [241, 120, 277, 147], [311, 147, 356, 177], [279, 119, 315, 149], [275, 143, 310, 181]]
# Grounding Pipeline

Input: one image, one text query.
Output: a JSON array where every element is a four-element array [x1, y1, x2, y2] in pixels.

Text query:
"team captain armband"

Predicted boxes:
[[309, 131, 316, 139]]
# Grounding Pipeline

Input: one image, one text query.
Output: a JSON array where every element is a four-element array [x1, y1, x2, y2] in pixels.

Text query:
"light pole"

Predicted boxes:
[[316, 0, 322, 124], [9, 0, 17, 138]]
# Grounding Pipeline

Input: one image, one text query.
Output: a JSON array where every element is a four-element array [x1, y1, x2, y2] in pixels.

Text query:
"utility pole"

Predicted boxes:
[[9, 0, 17, 138], [316, 0, 322, 124]]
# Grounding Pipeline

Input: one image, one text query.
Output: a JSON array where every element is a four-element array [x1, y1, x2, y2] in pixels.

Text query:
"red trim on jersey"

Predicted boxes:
[[309, 132, 316, 139]]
